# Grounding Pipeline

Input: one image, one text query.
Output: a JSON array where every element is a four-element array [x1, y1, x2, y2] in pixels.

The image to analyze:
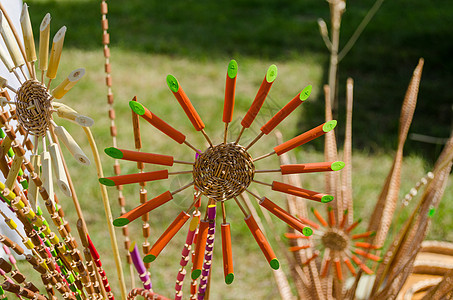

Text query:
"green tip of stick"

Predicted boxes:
[[191, 269, 202, 280], [428, 208, 436, 217], [302, 227, 313, 236], [370, 231, 376, 237], [266, 64, 278, 83], [129, 101, 145, 116], [343, 209, 349, 215], [300, 85, 312, 101], [113, 218, 130, 227], [104, 147, 123, 159], [227, 59, 238, 79], [331, 161, 345, 171], [225, 273, 234, 284], [328, 206, 333, 211], [310, 207, 315, 212], [166, 75, 179, 92], [99, 178, 115, 187], [270, 258, 280, 270], [321, 195, 334, 203], [143, 254, 156, 263], [323, 120, 337, 132], [358, 218, 363, 223]]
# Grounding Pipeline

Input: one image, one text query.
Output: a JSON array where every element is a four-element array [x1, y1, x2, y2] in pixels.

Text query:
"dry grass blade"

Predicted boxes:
[[371, 128, 453, 297], [342, 78, 354, 225], [367, 58, 424, 247]]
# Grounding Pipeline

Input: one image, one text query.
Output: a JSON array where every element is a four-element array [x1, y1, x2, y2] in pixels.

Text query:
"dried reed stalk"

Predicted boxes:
[[342, 78, 354, 225], [367, 58, 424, 247]]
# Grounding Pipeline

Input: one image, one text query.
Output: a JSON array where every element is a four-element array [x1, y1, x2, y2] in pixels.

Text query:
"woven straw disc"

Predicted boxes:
[[321, 228, 349, 251], [15, 80, 52, 137], [193, 143, 255, 202]]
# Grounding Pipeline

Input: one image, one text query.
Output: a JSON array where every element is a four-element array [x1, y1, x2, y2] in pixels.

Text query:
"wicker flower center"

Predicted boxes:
[[15, 80, 52, 137], [321, 229, 349, 251], [193, 143, 255, 202]]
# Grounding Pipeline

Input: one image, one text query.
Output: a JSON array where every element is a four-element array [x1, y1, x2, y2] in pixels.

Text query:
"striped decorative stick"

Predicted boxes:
[[129, 242, 151, 290], [175, 212, 200, 300], [197, 204, 216, 300]]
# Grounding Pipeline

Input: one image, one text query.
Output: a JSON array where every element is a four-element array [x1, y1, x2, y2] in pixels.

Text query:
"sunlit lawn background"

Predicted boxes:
[[13, 0, 453, 298]]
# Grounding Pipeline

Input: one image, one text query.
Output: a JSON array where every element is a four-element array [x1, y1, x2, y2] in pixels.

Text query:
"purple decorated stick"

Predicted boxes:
[[197, 204, 216, 300], [129, 241, 152, 290], [175, 212, 200, 300]]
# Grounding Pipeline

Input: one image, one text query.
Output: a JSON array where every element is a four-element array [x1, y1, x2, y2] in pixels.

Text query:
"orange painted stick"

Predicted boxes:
[[144, 211, 190, 263], [260, 85, 311, 135], [303, 252, 319, 265], [273, 120, 337, 155], [343, 258, 357, 276], [221, 223, 234, 284], [354, 242, 381, 250], [284, 233, 309, 239], [272, 181, 334, 203], [288, 244, 311, 252], [104, 147, 174, 166], [280, 161, 345, 174], [353, 249, 380, 262], [334, 259, 343, 281], [129, 101, 186, 144], [259, 197, 313, 236], [339, 209, 348, 229], [100, 170, 168, 186], [321, 257, 331, 277], [167, 75, 205, 131], [296, 215, 320, 230], [191, 220, 209, 280], [241, 65, 277, 128], [345, 218, 362, 233], [328, 206, 336, 227], [351, 255, 373, 274], [244, 215, 279, 270], [223, 60, 237, 124], [113, 191, 173, 226], [311, 208, 328, 227], [352, 231, 375, 240]]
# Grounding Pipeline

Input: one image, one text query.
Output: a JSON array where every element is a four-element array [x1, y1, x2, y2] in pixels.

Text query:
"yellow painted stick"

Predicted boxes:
[[52, 68, 85, 99], [20, 4, 36, 63], [0, 12, 25, 68], [46, 25, 66, 79], [39, 13, 50, 72]]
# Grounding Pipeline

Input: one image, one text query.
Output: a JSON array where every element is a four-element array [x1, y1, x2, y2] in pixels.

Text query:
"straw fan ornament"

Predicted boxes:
[[0, 4, 122, 299], [101, 60, 343, 297]]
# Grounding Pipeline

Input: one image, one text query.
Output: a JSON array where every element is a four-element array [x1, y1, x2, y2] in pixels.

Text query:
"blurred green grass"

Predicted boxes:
[[12, 0, 453, 298]]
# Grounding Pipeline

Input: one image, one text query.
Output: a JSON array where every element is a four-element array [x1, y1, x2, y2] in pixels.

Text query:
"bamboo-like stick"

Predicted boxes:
[[0, 44, 14, 72], [38, 13, 50, 82], [0, 12, 25, 70], [197, 204, 216, 299], [52, 102, 94, 127], [48, 142, 71, 197], [53, 124, 90, 165], [19, 4, 36, 79], [82, 126, 127, 299]]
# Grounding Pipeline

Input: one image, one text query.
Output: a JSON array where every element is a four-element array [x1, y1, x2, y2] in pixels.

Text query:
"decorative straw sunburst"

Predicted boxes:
[[285, 207, 381, 281], [101, 60, 343, 297]]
